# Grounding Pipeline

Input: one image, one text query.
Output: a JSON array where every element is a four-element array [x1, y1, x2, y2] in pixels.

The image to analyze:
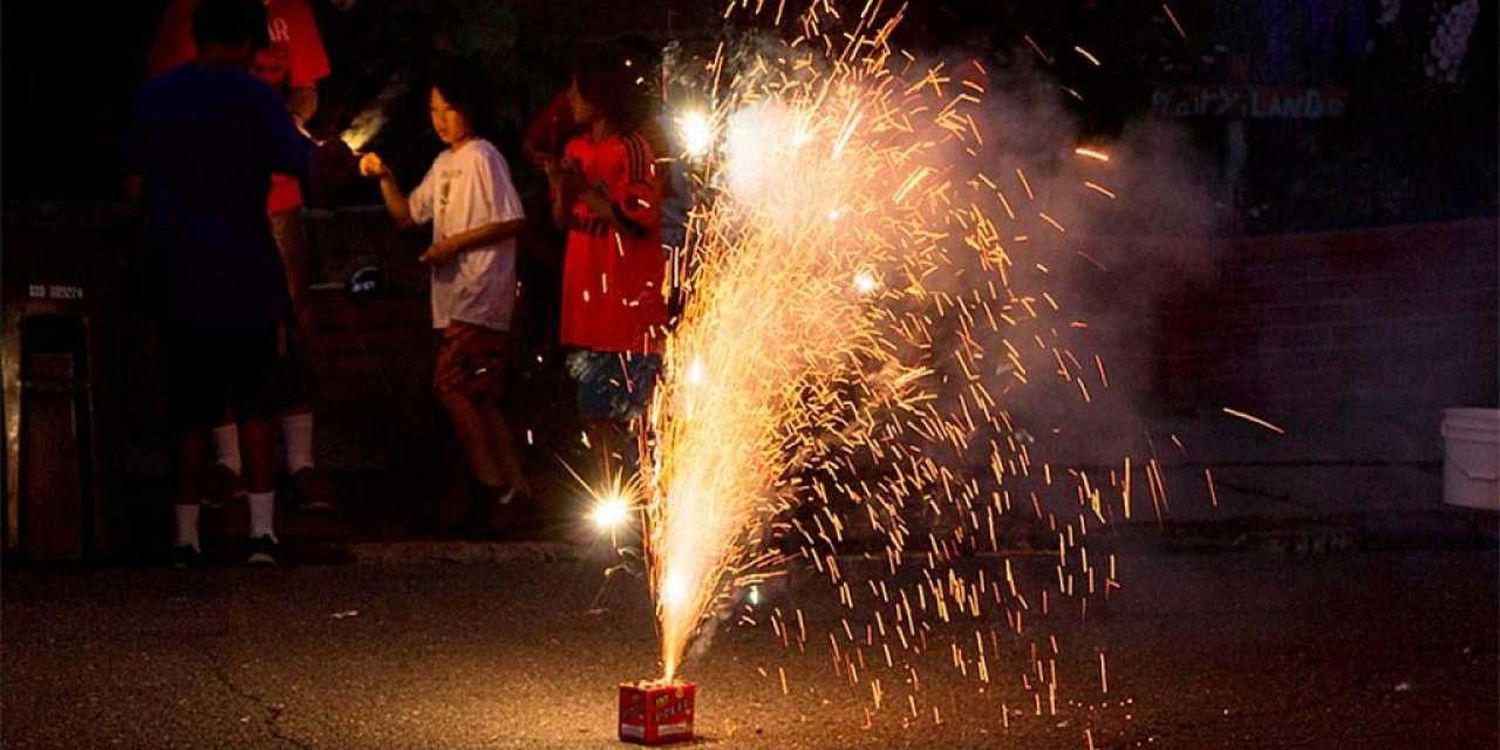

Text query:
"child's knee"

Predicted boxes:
[[433, 379, 467, 408]]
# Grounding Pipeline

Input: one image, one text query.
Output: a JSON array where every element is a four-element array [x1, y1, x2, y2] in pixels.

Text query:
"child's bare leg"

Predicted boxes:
[[476, 398, 530, 494], [175, 429, 208, 506], [239, 415, 280, 542], [438, 390, 507, 490], [238, 416, 278, 494], [584, 418, 633, 466], [172, 427, 209, 553]]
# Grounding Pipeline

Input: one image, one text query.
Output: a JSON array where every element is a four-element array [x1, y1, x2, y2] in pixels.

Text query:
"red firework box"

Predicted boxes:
[[618, 680, 696, 745]]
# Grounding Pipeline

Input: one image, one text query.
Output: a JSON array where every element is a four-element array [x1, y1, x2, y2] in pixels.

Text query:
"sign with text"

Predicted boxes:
[[1151, 85, 1350, 119]]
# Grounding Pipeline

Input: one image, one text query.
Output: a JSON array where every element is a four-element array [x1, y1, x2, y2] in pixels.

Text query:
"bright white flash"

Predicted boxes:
[[662, 570, 688, 607], [677, 109, 713, 158], [591, 494, 631, 530]]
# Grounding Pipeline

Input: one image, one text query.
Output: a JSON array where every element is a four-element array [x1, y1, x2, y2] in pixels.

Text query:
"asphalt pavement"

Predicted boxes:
[[3, 547, 1496, 749]]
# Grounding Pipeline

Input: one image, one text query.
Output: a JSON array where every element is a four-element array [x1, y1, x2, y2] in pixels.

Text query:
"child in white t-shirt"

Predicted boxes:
[[360, 65, 531, 532]]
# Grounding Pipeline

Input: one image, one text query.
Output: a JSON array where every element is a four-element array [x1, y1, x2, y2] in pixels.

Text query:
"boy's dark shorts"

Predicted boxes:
[[434, 321, 510, 402], [163, 322, 292, 429], [566, 349, 661, 422]]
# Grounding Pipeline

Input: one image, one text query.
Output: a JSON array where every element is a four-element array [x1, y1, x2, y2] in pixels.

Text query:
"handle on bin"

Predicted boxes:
[[1456, 463, 1499, 482]]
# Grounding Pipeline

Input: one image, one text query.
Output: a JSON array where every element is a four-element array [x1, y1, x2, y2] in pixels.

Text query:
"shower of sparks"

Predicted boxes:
[[626, 0, 1197, 730]]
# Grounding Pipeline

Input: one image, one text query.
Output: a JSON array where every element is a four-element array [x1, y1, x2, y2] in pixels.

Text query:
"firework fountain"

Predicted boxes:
[[655, 2, 1048, 672], [615, 0, 1213, 740]]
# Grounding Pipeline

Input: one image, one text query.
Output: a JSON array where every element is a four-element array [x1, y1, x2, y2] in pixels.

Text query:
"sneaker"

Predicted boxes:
[[201, 463, 246, 510], [479, 487, 533, 539], [170, 544, 202, 569], [289, 467, 336, 513], [246, 535, 280, 566]]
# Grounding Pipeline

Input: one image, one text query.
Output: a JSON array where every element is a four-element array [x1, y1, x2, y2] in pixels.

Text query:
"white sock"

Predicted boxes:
[[213, 423, 243, 475], [174, 505, 201, 551], [248, 491, 277, 541], [282, 412, 314, 474]]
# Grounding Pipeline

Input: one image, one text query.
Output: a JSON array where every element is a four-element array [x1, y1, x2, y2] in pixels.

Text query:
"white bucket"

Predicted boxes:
[[1441, 408, 1500, 510]]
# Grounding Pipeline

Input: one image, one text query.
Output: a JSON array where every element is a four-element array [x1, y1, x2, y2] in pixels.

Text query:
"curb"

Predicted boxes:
[[345, 540, 582, 565]]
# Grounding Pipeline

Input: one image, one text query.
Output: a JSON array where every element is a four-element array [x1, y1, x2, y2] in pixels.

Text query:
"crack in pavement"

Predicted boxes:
[[211, 666, 313, 750]]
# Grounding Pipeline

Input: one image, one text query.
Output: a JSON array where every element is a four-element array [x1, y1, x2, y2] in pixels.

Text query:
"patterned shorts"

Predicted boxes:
[[566, 349, 661, 422], [434, 322, 511, 401]]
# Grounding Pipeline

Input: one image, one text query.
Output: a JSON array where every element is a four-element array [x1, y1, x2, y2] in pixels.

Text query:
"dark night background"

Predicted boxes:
[[1, 0, 1496, 554], [0, 4, 1496, 748], [2, 1, 1495, 231]]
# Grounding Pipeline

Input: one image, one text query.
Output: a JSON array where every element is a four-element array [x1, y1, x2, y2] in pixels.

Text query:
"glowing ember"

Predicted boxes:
[[591, 493, 633, 531], [676, 109, 714, 159]]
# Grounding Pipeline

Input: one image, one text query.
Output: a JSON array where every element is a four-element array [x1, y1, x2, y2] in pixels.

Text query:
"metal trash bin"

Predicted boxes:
[[3, 204, 124, 560], [11, 315, 100, 559]]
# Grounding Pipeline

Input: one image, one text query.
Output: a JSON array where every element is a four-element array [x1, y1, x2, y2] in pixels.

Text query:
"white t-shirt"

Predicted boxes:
[[409, 138, 525, 331]]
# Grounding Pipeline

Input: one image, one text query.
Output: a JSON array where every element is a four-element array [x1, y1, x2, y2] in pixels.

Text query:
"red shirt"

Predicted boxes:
[[559, 132, 667, 354], [146, 0, 330, 214]]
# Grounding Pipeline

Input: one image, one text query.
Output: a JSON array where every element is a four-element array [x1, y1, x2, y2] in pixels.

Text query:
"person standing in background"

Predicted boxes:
[[359, 65, 533, 535], [544, 53, 668, 464], [126, 0, 313, 565], [146, 0, 336, 512]]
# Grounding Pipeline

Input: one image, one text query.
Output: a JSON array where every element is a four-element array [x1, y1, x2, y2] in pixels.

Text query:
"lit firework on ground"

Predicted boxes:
[[626, 0, 1204, 729]]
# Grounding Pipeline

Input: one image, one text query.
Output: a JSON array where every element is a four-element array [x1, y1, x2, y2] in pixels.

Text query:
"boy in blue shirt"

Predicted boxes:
[[125, 0, 312, 566]]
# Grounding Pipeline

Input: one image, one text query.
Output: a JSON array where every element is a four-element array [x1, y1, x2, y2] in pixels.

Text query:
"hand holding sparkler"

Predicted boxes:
[[578, 185, 615, 220], [360, 151, 416, 229], [358, 152, 390, 179], [542, 155, 589, 194]]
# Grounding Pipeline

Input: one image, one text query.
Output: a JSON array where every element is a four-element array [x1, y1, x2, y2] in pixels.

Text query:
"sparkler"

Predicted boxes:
[[339, 76, 408, 153], [675, 109, 714, 159], [591, 493, 633, 531], [340, 104, 387, 153]]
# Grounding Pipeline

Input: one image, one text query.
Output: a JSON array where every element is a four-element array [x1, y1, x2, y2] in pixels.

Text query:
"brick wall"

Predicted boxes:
[[4, 205, 1492, 481], [1152, 219, 1498, 463], [296, 214, 1494, 473]]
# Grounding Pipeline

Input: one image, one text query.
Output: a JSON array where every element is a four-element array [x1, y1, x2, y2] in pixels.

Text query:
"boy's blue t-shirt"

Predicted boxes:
[[125, 63, 310, 326]]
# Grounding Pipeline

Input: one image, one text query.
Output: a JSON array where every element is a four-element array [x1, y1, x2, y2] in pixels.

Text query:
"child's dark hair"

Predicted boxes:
[[571, 46, 653, 132], [431, 61, 496, 139], [191, 0, 270, 50]]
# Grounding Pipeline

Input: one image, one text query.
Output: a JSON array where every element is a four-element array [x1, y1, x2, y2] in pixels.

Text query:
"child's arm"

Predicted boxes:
[[542, 155, 578, 229], [418, 219, 525, 265], [360, 153, 416, 228]]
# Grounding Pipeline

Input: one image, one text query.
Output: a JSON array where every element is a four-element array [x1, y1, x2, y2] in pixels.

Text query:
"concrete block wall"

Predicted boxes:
[[1181, 220, 1498, 463], [4, 205, 1491, 490]]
